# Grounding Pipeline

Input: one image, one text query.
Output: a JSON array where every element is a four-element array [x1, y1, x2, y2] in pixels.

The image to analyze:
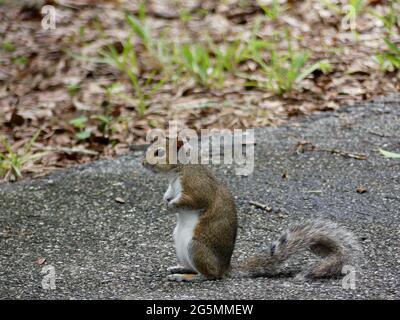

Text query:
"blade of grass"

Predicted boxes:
[[379, 148, 400, 159]]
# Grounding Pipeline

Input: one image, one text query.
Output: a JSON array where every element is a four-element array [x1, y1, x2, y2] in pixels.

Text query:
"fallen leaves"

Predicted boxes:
[[5, 109, 25, 128], [356, 186, 368, 194]]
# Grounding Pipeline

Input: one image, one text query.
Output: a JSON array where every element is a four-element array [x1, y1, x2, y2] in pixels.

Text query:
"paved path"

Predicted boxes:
[[1, 96, 399, 299]]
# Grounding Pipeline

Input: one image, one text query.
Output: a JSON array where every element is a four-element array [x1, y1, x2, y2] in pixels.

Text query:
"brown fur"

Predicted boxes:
[[179, 164, 238, 278], [143, 138, 238, 279]]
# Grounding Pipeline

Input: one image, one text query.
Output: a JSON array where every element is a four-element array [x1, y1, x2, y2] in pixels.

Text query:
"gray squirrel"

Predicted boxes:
[[142, 138, 361, 282]]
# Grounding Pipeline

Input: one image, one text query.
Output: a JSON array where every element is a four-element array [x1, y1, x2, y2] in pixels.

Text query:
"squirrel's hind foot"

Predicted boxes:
[[166, 273, 216, 282]]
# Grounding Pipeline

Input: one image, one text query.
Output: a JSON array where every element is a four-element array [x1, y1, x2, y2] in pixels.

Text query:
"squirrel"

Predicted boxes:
[[142, 138, 361, 282]]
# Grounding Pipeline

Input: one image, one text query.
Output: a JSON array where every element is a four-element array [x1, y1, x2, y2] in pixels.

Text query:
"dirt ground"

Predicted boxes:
[[0, 0, 399, 181]]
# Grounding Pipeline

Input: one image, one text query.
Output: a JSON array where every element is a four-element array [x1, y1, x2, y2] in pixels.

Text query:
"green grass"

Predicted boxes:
[[254, 51, 331, 95], [245, 31, 332, 95], [0, 131, 48, 181], [97, 18, 332, 95], [179, 43, 223, 88], [179, 8, 192, 23], [322, 0, 366, 35], [91, 114, 114, 139], [100, 39, 166, 116], [66, 83, 80, 97], [211, 40, 252, 72], [258, 0, 285, 21], [370, 1, 399, 33], [97, 2, 170, 115], [379, 148, 400, 159], [1, 41, 15, 52], [176, 38, 257, 88], [73, 2, 337, 101], [349, 0, 365, 17], [12, 56, 28, 65], [125, 3, 175, 74], [342, 0, 366, 36], [69, 116, 91, 140], [373, 39, 400, 72], [371, 2, 400, 72]]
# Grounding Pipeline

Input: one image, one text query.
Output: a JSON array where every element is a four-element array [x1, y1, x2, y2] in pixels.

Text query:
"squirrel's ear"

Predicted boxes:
[[176, 139, 184, 150]]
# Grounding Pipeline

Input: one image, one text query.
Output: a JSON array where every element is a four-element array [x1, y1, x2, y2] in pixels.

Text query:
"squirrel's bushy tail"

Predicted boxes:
[[239, 219, 361, 278]]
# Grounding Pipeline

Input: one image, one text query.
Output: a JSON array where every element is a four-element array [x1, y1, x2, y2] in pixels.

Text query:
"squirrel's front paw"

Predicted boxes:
[[163, 192, 179, 209], [166, 198, 179, 210]]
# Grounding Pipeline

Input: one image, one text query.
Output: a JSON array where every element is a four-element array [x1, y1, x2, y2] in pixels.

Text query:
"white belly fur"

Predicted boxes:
[[164, 174, 200, 272], [174, 210, 200, 272]]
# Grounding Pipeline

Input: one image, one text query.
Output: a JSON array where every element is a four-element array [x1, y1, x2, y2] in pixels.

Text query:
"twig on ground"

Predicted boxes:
[[129, 144, 150, 151], [295, 141, 368, 160], [367, 130, 399, 139], [316, 147, 368, 160], [249, 200, 272, 212], [43, 147, 99, 156]]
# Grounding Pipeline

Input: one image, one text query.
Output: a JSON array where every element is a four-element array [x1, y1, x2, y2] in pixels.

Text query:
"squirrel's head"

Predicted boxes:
[[142, 138, 184, 174]]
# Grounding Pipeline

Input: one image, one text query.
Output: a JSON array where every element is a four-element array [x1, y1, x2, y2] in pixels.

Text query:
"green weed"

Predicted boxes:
[[67, 83, 80, 97], [371, 2, 400, 72], [0, 131, 48, 181], [1, 41, 15, 52], [69, 116, 91, 141], [373, 39, 400, 72], [379, 148, 400, 159], [259, 0, 285, 21], [248, 31, 332, 94]]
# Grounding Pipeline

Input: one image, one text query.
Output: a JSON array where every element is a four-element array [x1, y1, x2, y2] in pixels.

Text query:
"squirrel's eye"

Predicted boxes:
[[155, 148, 165, 157]]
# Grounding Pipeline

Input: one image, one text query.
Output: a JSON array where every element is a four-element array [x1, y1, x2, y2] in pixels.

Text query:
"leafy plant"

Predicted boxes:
[[0, 131, 48, 181], [349, 0, 365, 17], [259, 0, 285, 21], [69, 116, 91, 140], [211, 40, 251, 72], [67, 83, 80, 97], [125, 3, 173, 73], [69, 1, 168, 117], [371, 2, 400, 72], [126, 2, 149, 49], [322, 0, 365, 34], [178, 43, 222, 87], [296, 59, 332, 84], [342, 0, 365, 33], [91, 114, 113, 138], [101, 41, 163, 116], [103, 82, 124, 107], [373, 39, 400, 72], [248, 32, 332, 95], [12, 56, 28, 65], [179, 8, 192, 23], [370, 1, 399, 33], [101, 40, 138, 73], [321, 0, 342, 14], [1, 41, 15, 52], [176, 38, 255, 88]]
